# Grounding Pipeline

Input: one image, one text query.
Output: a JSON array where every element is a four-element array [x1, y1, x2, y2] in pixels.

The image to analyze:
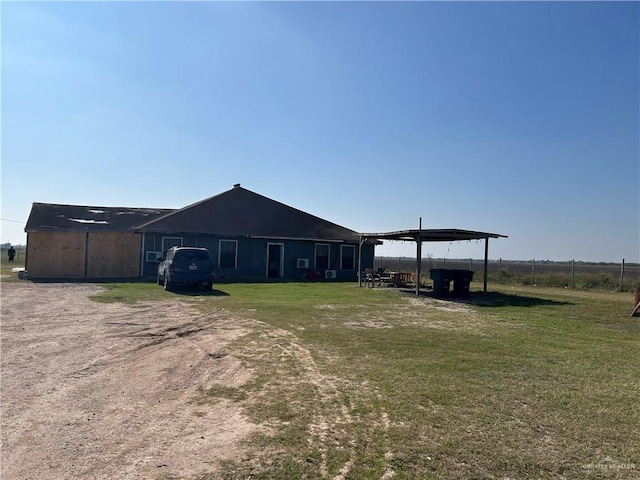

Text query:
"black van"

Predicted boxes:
[[157, 247, 215, 291]]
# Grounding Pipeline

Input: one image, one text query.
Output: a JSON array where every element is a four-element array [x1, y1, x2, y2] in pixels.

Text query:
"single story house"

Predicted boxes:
[[24, 184, 376, 281]]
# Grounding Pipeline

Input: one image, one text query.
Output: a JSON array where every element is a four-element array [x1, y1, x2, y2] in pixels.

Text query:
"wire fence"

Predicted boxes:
[[1, 245, 26, 263], [375, 257, 640, 292]]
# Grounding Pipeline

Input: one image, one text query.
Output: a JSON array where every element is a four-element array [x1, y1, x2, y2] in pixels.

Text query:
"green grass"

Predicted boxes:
[[89, 282, 640, 478], [87, 282, 175, 303], [488, 269, 640, 292], [0, 249, 25, 281]]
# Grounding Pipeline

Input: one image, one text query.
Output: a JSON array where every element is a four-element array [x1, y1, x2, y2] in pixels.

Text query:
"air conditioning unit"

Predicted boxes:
[[297, 258, 309, 269], [146, 251, 162, 262], [325, 270, 337, 279]]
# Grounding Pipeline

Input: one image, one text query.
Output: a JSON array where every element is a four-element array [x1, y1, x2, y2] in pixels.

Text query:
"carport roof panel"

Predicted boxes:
[[360, 228, 507, 242]]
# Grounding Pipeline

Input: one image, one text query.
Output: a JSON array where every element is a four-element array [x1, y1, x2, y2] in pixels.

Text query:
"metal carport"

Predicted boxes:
[[358, 223, 507, 295]]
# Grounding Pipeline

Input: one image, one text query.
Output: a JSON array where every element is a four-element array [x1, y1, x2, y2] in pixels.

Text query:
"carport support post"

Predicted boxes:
[[483, 237, 489, 293], [358, 236, 363, 288], [416, 217, 422, 296]]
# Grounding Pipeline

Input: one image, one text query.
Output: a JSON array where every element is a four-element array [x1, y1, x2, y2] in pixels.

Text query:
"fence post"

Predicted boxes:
[[499, 258, 502, 284], [572, 259, 575, 289], [532, 259, 536, 285], [620, 258, 625, 291]]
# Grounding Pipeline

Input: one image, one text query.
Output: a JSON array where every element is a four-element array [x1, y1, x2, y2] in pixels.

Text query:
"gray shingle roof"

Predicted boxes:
[[25, 203, 174, 232], [135, 186, 360, 242], [25, 186, 361, 243]]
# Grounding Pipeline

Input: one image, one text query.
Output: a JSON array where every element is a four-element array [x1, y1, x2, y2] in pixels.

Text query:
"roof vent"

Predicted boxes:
[[233, 183, 241, 188]]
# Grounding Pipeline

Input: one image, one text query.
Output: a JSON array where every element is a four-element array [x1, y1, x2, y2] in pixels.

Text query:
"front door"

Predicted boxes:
[[267, 243, 284, 278]]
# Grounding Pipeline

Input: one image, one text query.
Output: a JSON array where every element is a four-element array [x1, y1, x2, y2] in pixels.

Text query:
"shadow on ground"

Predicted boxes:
[[399, 289, 573, 308], [169, 288, 230, 297], [463, 292, 573, 308]]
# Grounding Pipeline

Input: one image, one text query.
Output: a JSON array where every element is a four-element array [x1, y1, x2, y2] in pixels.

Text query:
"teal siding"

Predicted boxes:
[[142, 233, 374, 282]]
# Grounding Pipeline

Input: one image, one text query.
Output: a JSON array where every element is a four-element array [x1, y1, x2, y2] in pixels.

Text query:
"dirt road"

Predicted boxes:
[[1, 282, 257, 479]]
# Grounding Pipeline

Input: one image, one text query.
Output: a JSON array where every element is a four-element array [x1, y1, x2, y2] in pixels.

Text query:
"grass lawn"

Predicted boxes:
[[86, 282, 640, 478], [0, 250, 25, 282]]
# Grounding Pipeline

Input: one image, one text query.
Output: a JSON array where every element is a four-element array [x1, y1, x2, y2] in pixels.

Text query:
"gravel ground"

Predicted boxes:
[[1, 281, 257, 480]]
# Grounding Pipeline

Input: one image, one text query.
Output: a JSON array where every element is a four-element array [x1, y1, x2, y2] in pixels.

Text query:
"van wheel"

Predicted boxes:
[[163, 273, 174, 291]]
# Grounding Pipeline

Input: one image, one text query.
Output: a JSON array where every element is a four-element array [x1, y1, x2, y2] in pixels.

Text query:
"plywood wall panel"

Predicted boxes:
[[87, 232, 141, 278], [113, 232, 141, 277], [57, 233, 86, 277], [26, 232, 86, 278], [87, 232, 115, 278], [27, 231, 140, 279]]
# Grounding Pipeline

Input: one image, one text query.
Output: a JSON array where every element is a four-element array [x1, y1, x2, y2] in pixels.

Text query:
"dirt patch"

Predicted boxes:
[[344, 320, 392, 329], [1, 282, 259, 480], [387, 294, 487, 332], [407, 295, 476, 314]]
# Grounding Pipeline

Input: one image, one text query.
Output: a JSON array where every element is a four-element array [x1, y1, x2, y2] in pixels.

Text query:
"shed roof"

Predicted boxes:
[[360, 228, 507, 243], [135, 185, 361, 242], [25, 203, 174, 233], [359, 227, 508, 295]]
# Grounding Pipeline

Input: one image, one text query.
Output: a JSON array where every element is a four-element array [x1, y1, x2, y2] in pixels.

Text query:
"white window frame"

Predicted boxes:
[[266, 242, 285, 278], [219, 239, 238, 269], [340, 245, 356, 271], [162, 237, 183, 254], [315, 243, 330, 270]]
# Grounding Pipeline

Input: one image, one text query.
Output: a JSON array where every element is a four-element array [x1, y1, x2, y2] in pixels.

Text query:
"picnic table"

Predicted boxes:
[[362, 269, 416, 288], [379, 271, 413, 287]]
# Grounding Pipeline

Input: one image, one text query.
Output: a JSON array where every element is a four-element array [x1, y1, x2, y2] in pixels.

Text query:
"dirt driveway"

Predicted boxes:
[[1, 281, 257, 480]]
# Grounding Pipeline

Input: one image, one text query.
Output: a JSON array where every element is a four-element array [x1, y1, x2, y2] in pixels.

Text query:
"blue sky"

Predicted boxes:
[[2, 1, 638, 262]]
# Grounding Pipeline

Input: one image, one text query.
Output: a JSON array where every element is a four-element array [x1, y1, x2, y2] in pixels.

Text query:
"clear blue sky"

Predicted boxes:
[[2, 1, 638, 262]]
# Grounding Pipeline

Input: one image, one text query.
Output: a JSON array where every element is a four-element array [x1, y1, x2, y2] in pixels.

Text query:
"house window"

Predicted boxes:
[[162, 237, 183, 254], [315, 244, 330, 270], [341, 245, 355, 270], [219, 240, 237, 269]]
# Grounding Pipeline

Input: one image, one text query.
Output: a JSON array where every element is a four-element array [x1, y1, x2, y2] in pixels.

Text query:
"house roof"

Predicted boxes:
[[25, 203, 174, 233], [135, 185, 361, 242]]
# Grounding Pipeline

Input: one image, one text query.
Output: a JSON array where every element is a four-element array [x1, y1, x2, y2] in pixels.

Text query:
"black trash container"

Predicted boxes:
[[452, 269, 474, 297], [430, 269, 452, 298]]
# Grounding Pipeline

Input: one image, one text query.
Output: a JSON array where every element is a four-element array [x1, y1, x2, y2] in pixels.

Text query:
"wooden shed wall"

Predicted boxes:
[[26, 232, 86, 278], [27, 231, 141, 279], [87, 232, 141, 278]]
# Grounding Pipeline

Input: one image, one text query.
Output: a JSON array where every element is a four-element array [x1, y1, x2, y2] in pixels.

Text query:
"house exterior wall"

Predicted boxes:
[[26, 231, 141, 279], [141, 232, 375, 282]]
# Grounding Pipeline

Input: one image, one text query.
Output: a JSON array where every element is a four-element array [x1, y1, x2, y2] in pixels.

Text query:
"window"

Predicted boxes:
[[315, 244, 330, 270], [162, 237, 182, 254], [219, 240, 237, 269], [341, 245, 355, 270]]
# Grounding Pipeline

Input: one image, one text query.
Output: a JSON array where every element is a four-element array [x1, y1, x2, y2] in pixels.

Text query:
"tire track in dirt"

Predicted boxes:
[[3, 282, 398, 479], [238, 321, 396, 479], [1, 282, 259, 480]]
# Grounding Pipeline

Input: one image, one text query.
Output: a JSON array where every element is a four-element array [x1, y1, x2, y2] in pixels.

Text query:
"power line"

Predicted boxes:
[[1, 218, 26, 224]]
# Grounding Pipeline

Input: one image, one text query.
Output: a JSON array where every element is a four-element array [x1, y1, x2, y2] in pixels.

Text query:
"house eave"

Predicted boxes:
[[136, 229, 354, 244], [249, 235, 348, 243]]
